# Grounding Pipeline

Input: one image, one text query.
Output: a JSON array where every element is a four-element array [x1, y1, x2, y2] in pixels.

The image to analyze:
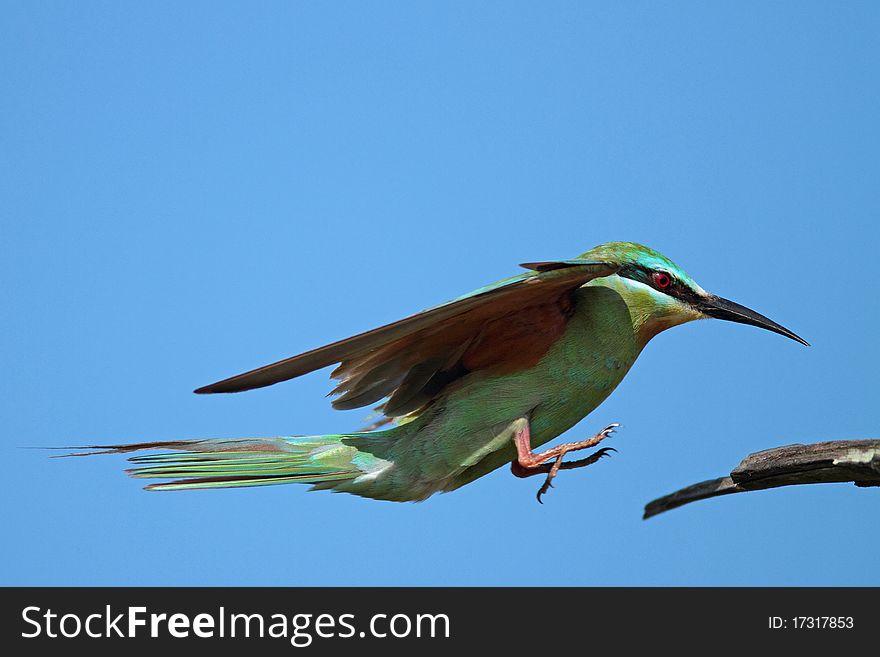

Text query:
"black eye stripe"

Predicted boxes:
[[619, 265, 695, 302]]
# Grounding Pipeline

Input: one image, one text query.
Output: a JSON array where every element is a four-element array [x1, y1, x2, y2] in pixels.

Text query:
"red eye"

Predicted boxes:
[[652, 271, 672, 289]]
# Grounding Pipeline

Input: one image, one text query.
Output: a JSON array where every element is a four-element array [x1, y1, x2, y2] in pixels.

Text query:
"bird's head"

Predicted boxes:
[[584, 241, 809, 346]]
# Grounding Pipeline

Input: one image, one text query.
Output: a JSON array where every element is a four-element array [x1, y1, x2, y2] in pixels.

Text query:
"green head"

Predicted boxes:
[[583, 242, 808, 346]]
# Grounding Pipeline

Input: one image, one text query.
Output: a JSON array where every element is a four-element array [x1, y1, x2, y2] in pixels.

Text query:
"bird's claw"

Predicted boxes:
[[534, 425, 621, 504], [600, 423, 620, 439], [536, 479, 553, 504], [537, 455, 564, 503]]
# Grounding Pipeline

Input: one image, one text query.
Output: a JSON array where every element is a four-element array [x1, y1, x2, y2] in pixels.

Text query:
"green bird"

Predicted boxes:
[[83, 242, 807, 502]]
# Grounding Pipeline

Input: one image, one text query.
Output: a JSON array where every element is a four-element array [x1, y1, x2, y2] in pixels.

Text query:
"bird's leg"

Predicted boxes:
[[510, 448, 618, 479], [512, 449, 617, 502], [511, 422, 619, 503]]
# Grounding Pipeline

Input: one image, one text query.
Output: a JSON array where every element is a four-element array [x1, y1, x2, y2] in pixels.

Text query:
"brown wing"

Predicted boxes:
[[195, 260, 618, 416]]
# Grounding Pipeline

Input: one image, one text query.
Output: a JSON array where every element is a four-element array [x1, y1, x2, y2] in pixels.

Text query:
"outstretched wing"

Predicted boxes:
[[195, 259, 618, 416]]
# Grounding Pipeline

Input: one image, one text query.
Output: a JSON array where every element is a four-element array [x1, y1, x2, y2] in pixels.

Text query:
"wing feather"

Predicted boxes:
[[194, 260, 618, 414]]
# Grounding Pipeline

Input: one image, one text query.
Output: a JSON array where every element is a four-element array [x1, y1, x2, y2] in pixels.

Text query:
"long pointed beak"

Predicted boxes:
[[699, 295, 810, 346]]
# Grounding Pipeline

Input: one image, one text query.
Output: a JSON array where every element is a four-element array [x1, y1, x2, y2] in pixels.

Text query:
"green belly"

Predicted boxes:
[[340, 285, 644, 500], [446, 285, 642, 491]]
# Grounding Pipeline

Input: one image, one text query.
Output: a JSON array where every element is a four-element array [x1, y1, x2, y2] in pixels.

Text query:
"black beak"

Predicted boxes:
[[699, 295, 809, 346]]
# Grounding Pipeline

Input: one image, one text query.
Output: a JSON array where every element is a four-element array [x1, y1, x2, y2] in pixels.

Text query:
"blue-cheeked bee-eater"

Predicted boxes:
[[80, 242, 808, 502]]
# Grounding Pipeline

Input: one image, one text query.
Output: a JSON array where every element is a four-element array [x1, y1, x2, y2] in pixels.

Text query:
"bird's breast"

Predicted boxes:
[[528, 285, 643, 445]]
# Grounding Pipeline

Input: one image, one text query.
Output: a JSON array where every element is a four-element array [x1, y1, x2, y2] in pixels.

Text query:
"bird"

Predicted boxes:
[[80, 241, 808, 502]]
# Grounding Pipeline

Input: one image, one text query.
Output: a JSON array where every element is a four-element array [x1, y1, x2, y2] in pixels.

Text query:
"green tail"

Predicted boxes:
[[74, 435, 386, 492]]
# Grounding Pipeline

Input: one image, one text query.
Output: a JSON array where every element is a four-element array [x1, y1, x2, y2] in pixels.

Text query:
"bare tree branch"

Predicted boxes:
[[644, 439, 880, 519]]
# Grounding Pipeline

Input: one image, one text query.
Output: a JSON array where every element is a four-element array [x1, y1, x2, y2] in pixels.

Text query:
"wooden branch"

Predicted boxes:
[[643, 439, 880, 519]]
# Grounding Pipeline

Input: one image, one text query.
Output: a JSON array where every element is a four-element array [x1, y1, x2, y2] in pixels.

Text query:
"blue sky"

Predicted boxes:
[[2, 1, 877, 585]]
